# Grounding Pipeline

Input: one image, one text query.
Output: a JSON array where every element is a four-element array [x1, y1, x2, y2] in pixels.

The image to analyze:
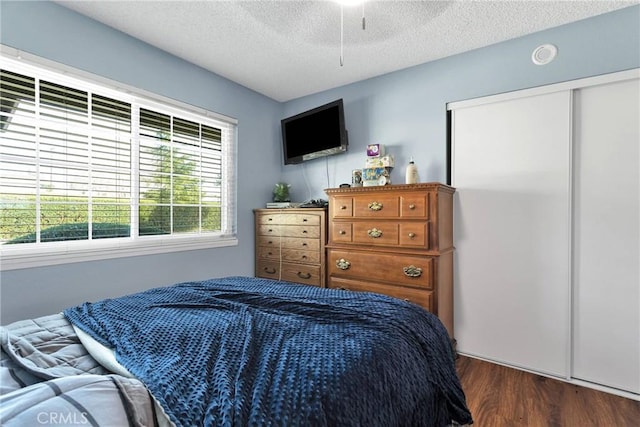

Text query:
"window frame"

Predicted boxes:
[[0, 48, 238, 271]]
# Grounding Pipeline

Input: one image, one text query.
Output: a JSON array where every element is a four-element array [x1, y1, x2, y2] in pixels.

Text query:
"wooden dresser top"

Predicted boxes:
[[325, 183, 455, 195]]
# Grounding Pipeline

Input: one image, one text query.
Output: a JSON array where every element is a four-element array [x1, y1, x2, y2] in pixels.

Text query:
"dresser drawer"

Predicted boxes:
[[256, 260, 321, 286], [352, 222, 399, 246], [327, 249, 433, 289], [258, 224, 320, 238], [353, 194, 399, 217], [398, 222, 428, 248], [400, 193, 429, 218], [257, 247, 320, 264], [258, 213, 321, 226], [328, 277, 433, 312], [329, 223, 353, 243], [330, 196, 353, 218], [257, 236, 320, 251], [338, 222, 428, 248]]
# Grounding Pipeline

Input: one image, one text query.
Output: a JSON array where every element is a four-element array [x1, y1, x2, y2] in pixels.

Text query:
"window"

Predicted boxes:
[[0, 54, 237, 270]]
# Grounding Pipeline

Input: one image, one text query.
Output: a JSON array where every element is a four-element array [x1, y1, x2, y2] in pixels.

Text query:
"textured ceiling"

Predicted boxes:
[[54, 0, 638, 102]]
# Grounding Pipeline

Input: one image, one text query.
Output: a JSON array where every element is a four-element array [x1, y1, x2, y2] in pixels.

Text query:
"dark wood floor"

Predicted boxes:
[[455, 355, 640, 426]]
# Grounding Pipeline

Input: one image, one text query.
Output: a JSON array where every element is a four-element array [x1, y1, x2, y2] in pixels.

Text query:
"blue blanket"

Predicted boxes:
[[64, 276, 472, 427]]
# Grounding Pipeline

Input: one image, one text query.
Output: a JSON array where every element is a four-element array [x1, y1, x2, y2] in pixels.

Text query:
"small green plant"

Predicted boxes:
[[272, 182, 291, 202]]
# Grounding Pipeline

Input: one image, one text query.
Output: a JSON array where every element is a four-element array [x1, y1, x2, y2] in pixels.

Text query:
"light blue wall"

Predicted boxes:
[[0, 1, 283, 323], [280, 5, 640, 202], [1, 1, 638, 323]]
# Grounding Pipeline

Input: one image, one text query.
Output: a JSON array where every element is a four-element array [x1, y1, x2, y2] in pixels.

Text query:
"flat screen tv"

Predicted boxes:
[[281, 99, 348, 165]]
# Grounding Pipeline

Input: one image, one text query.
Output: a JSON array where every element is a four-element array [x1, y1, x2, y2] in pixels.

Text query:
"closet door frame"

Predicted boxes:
[[448, 68, 640, 400]]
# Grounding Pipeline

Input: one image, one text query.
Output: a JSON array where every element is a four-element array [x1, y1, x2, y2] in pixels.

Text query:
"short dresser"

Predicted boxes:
[[254, 208, 327, 287]]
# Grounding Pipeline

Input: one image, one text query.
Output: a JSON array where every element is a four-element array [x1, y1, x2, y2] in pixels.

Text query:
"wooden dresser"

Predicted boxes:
[[254, 208, 327, 287], [325, 183, 456, 337]]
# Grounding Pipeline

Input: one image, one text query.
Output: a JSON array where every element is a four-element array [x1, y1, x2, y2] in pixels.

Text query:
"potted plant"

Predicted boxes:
[[272, 182, 291, 202]]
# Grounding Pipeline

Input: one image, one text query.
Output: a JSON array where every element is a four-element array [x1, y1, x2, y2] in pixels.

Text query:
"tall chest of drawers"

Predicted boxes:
[[325, 183, 456, 337], [254, 208, 327, 287]]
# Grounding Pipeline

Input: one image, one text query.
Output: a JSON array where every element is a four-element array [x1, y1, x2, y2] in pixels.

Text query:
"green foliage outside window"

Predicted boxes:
[[1, 193, 221, 243], [1, 143, 221, 243]]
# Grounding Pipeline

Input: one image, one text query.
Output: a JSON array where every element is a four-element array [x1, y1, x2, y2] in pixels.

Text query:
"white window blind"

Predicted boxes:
[[0, 53, 237, 270], [137, 108, 231, 236]]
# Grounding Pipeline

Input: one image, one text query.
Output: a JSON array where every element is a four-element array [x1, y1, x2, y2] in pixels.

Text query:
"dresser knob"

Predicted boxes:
[[403, 265, 422, 278], [303, 218, 308, 222], [408, 232, 416, 239], [302, 242, 308, 246], [336, 258, 351, 270], [264, 267, 276, 274], [339, 230, 346, 235], [268, 218, 273, 221], [367, 228, 383, 238], [297, 272, 311, 279], [341, 205, 347, 210], [368, 201, 383, 211], [408, 204, 416, 210]]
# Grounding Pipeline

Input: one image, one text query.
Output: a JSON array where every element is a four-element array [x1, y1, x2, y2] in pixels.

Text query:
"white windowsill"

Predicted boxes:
[[0, 234, 238, 271]]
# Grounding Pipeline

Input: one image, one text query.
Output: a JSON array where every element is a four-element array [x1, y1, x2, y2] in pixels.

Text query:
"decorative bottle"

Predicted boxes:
[[405, 157, 419, 184]]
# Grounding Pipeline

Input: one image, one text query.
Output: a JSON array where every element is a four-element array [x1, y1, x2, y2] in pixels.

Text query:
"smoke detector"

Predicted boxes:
[[532, 44, 558, 65]]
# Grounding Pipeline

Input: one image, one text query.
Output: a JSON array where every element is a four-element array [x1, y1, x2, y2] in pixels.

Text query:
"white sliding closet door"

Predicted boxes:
[[572, 78, 640, 394], [451, 91, 571, 377]]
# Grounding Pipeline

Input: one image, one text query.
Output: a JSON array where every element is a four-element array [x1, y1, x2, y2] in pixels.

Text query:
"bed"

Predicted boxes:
[[0, 276, 473, 426]]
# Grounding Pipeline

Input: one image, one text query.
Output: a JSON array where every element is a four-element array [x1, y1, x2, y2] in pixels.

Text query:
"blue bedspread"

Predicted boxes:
[[64, 276, 472, 427]]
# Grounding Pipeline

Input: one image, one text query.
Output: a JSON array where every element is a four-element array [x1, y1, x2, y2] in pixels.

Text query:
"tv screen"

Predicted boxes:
[[281, 99, 348, 165]]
